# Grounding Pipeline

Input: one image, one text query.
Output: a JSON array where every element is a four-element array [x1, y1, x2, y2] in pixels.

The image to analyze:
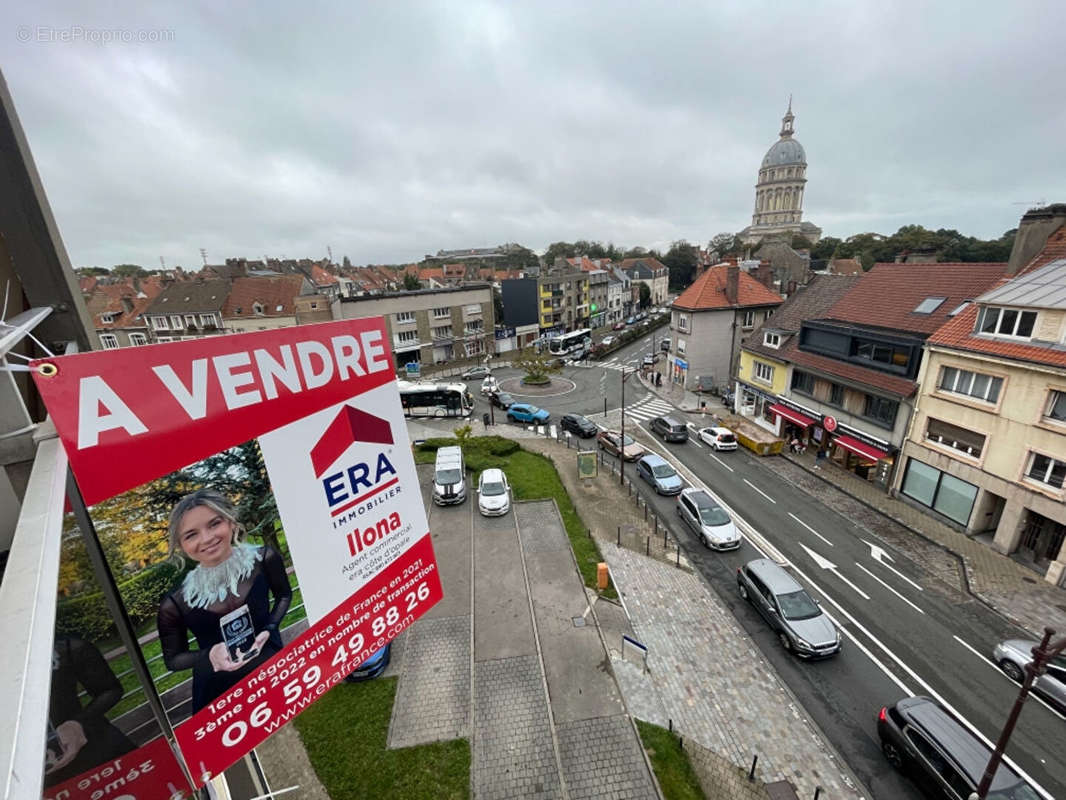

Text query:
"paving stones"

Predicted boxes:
[[387, 615, 471, 749], [556, 716, 658, 800], [473, 655, 563, 800]]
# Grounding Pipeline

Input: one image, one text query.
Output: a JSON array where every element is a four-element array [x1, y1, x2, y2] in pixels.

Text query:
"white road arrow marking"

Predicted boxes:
[[861, 538, 923, 591], [855, 563, 924, 614], [800, 543, 870, 600]]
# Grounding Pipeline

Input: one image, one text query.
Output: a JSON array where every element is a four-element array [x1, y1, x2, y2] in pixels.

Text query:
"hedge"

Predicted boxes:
[[56, 561, 185, 642]]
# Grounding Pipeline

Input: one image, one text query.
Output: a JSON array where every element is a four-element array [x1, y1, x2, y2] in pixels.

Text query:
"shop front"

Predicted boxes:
[[670, 356, 689, 387], [736, 380, 778, 432], [822, 417, 894, 486], [768, 399, 817, 447]]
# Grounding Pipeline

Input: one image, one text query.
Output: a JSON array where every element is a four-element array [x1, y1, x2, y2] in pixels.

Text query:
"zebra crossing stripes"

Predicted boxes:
[[599, 357, 640, 372], [622, 396, 675, 423]]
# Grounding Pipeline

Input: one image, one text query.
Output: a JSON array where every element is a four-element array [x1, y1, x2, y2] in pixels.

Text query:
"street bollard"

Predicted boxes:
[[617, 526, 621, 545], [646, 536, 649, 555], [676, 543, 680, 567], [668, 719, 672, 733], [748, 754, 758, 781], [813, 788, 822, 800], [644, 504, 647, 521]]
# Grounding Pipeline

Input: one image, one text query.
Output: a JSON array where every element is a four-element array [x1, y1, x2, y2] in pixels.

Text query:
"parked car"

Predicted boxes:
[[676, 488, 740, 550], [613, 321, 626, 331], [489, 391, 515, 410], [625, 316, 637, 325], [461, 365, 491, 380], [994, 638, 1066, 710], [432, 445, 466, 506], [601, 335, 616, 347], [878, 695, 1039, 799], [344, 643, 391, 682], [650, 415, 689, 443], [642, 353, 659, 366], [698, 426, 738, 451], [597, 429, 645, 461], [477, 468, 511, 516], [561, 413, 598, 438], [480, 375, 499, 395], [736, 559, 841, 658], [635, 453, 683, 495], [507, 403, 550, 424]]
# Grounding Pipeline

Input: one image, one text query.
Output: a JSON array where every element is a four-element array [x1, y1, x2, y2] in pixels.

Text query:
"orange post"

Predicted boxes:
[[597, 562, 609, 590]]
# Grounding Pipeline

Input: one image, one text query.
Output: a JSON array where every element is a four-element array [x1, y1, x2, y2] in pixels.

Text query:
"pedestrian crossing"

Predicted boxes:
[[598, 356, 641, 372], [621, 396, 675, 423]]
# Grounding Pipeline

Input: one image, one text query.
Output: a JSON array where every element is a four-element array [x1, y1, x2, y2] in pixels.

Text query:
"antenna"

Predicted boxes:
[[327, 245, 333, 264], [1012, 199, 1047, 207], [159, 256, 166, 270], [199, 248, 208, 266]]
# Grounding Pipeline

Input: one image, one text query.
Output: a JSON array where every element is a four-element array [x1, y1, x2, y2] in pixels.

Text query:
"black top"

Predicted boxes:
[[157, 546, 291, 712]]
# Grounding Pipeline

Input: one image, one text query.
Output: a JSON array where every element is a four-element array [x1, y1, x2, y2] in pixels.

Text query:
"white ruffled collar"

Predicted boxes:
[[181, 542, 262, 609]]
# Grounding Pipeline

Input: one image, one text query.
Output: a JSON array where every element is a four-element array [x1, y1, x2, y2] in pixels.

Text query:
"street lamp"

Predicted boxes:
[[970, 626, 1065, 799], [620, 366, 635, 486]]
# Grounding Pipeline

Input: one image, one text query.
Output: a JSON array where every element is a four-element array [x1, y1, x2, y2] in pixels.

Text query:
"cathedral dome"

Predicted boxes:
[[761, 137, 806, 167]]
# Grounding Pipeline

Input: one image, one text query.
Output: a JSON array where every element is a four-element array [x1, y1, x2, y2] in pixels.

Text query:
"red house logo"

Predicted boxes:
[[310, 404, 394, 478]]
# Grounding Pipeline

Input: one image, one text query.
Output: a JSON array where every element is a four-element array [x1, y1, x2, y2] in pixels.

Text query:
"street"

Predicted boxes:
[[473, 332, 1064, 800]]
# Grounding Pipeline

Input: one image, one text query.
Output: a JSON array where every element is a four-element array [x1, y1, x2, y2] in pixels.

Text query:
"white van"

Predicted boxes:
[[433, 445, 466, 505]]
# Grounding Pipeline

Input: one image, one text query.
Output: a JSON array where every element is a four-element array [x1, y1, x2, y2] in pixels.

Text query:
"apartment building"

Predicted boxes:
[[334, 283, 495, 369], [142, 279, 230, 342], [895, 242, 1066, 585]]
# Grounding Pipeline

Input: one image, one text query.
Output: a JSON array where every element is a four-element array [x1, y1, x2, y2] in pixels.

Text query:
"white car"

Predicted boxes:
[[698, 426, 738, 451], [480, 376, 499, 396], [477, 468, 511, 516], [601, 335, 615, 347]]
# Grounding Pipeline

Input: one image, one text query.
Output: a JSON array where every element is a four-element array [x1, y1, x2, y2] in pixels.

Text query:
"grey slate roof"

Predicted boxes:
[[976, 258, 1066, 310], [743, 274, 861, 361], [144, 279, 231, 315]]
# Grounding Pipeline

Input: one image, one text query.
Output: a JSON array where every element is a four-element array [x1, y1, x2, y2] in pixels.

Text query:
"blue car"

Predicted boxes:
[[507, 403, 550, 424], [636, 453, 683, 495], [344, 643, 391, 682]]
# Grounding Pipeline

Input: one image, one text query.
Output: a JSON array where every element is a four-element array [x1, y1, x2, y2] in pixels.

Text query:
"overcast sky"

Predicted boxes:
[[3, 1, 1062, 269]]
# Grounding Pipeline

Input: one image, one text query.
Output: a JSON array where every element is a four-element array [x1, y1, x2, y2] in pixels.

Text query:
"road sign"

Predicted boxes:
[[578, 450, 598, 479], [405, 361, 421, 379]]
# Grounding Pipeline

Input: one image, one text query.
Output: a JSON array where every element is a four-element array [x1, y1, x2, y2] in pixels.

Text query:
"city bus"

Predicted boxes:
[[548, 328, 592, 357], [397, 380, 474, 418]]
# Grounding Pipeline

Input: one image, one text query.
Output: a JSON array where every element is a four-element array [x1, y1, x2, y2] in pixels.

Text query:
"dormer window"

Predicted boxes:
[[99, 313, 115, 324], [977, 306, 1036, 339], [763, 332, 781, 348]]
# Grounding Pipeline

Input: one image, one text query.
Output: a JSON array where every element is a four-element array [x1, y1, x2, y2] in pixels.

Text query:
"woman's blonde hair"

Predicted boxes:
[[167, 489, 245, 567]]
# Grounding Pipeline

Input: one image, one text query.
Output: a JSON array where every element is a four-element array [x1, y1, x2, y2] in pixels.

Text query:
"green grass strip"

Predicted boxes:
[[294, 677, 469, 799], [635, 719, 705, 800]]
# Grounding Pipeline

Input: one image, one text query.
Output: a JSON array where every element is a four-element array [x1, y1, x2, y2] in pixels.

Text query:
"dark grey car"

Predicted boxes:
[[736, 559, 840, 658], [649, 415, 689, 443]]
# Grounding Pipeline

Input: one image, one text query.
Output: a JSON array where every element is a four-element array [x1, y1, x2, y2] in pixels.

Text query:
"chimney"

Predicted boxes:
[[726, 265, 739, 304], [754, 264, 775, 290], [1006, 203, 1066, 275]]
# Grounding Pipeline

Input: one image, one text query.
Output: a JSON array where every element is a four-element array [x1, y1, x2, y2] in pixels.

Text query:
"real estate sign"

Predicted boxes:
[[33, 318, 441, 788]]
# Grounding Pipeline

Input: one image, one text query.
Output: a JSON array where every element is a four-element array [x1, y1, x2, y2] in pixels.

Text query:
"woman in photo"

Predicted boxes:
[[157, 489, 292, 713]]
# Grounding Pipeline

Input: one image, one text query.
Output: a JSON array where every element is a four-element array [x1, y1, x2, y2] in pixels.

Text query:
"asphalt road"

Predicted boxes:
[[475, 334, 1064, 800]]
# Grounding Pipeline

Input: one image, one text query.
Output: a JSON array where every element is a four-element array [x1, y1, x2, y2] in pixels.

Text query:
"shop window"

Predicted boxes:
[[828, 384, 844, 407], [901, 458, 977, 525], [926, 418, 985, 459]]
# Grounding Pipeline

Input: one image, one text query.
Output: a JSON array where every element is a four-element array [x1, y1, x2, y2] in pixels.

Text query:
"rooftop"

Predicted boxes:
[[672, 265, 783, 311]]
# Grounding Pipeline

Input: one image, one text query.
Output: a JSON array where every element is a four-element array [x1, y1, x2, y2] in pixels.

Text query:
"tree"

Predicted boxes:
[[111, 264, 148, 278], [403, 273, 421, 290], [342, 255, 352, 269], [78, 266, 110, 277], [662, 240, 699, 289], [512, 346, 562, 385], [791, 235, 813, 251], [710, 232, 735, 257], [810, 236, 841, 261], [623, 246, 648, 259], [638, 282, 651, 308], [543, 241, 575, 266]]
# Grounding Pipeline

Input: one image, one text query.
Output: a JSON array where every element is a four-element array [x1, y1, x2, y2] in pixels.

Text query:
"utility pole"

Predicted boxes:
[[620, 366, 634, 486], [972, 627, 1065, 799]]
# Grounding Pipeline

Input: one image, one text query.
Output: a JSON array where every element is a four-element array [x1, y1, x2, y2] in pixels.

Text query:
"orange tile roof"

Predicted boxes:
[[672, 265, 783, 311], [828, 258, 863, 276], [222, 275, 307, 318], [825, 262, 1007, 334], [311, 264, 339, 285], [85, 278, 163, 329]]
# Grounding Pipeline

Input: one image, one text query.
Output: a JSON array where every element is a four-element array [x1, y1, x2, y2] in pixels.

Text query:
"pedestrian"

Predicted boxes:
[[814, 447, 827, 469]]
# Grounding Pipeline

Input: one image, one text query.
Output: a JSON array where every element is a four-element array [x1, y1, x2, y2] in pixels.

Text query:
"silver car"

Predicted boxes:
[[993, 639, 1066, 710], [737, 559, 841, 658], [676, 488, 740, 550]]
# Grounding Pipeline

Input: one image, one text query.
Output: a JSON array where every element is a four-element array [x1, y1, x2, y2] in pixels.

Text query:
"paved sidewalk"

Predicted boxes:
[[636, 375, 1066, 640]]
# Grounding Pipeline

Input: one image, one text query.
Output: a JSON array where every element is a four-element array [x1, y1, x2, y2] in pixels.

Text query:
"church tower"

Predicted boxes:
[[739, 99, 821, 246]]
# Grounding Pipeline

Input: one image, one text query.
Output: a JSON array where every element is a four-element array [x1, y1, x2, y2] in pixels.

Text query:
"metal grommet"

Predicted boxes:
[[37, 362, 58, 377]]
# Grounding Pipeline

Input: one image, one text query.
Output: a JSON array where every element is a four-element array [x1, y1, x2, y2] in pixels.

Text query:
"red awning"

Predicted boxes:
[[833, 434, 889, 462], [769, 403, 815, 428]]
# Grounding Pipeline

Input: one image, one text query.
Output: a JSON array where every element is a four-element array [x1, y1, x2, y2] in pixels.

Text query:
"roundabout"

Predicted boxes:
[[495, 375, 577, 398]]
